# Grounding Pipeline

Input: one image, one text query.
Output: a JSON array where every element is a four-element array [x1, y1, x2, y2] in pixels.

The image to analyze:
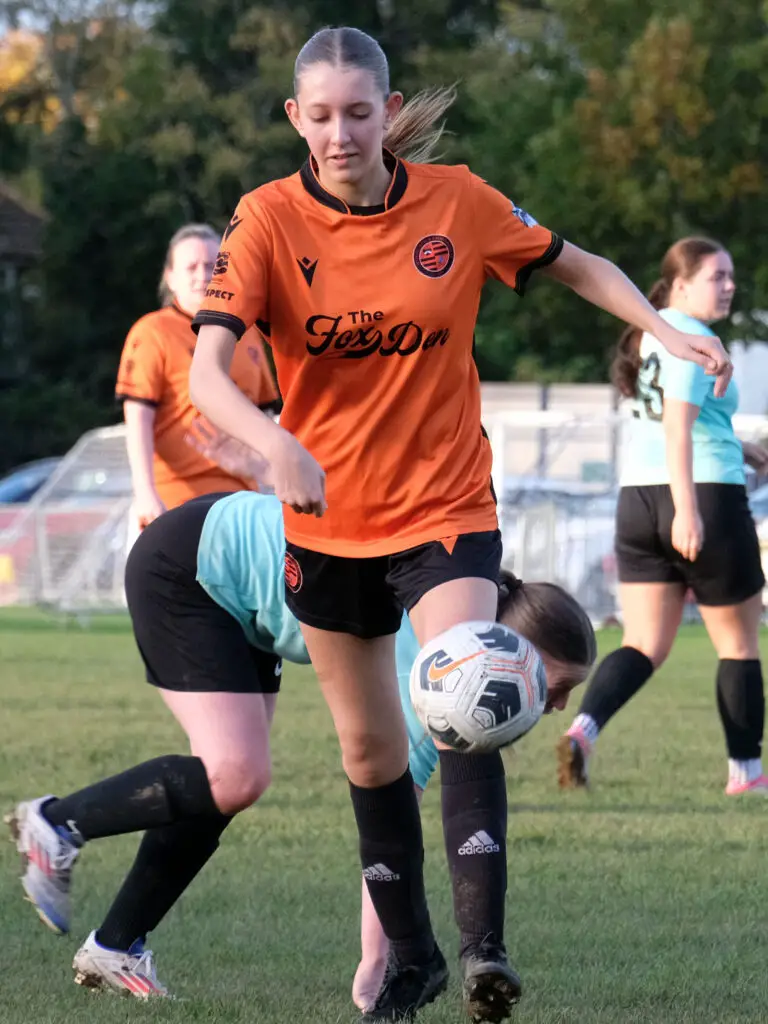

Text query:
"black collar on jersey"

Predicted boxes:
[[299, 149, 408, 216]]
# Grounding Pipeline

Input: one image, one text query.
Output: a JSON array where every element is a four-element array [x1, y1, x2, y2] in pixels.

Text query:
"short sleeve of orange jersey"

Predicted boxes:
[[193, 195, 272, 341], [470, 174, 563, 295], [115, 320, 165, 405]]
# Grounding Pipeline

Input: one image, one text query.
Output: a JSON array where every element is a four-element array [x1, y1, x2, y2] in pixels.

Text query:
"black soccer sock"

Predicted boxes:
[[350, 769, 434, 965], [578, 646, 655, 730], [440, 749, 507, 958], [96, 812, 232, 951], [42, 755, 218, 841], [716, 659, 764, 760]]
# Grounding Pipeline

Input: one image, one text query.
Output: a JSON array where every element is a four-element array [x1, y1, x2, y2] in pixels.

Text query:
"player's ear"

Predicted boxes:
[[384, 91, 404, 129], [284, 98, 304, 137]]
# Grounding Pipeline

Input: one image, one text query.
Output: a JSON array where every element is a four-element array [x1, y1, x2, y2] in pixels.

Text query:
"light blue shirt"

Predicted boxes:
[[196, 492, 440, 786], [396, 616, 439, 790], [621, 307, 744, 487], [196, 492, 310, 665]]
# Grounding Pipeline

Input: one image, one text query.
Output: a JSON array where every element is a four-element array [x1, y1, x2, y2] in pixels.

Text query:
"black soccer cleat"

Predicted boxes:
[[460, 943, 522, 1023], [360, 944, 449, 1022]]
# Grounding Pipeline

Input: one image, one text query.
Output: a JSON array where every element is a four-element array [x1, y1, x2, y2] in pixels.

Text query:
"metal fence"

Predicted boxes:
[[2, 406, 767, 623]]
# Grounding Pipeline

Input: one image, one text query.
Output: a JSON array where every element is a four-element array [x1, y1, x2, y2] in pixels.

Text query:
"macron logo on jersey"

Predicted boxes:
[[363, 863, 401, 882], [223, 213, 243, 241], [459, 831, 500, 855], [297, 256, 319, 288]]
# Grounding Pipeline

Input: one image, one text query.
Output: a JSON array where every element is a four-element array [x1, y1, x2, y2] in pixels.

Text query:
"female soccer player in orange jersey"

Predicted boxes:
[[188, 27, 732, 1023], [116, 224, 279, 529]]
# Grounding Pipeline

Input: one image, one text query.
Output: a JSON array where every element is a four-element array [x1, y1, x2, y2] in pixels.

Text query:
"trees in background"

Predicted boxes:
[[0, 0, 766, 468]]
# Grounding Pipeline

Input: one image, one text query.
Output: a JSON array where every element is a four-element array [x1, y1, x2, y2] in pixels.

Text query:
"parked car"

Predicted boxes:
[[0, 455, 133, 607], [0, 458, 61, 504]]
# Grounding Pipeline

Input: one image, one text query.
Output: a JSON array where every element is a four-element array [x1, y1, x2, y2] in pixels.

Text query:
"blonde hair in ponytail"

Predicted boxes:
[[384, 85, 457, 163], [293, 27, 456, 165]]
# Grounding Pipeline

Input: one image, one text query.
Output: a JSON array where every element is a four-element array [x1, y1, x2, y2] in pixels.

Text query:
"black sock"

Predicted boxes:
[[96, 812, 232, 951], [716, 659, 764, 760], [350, 769, 434, 965], [579, 647, 654, 730], [440, 750, 507, 958], [42, 755, 218, 841]]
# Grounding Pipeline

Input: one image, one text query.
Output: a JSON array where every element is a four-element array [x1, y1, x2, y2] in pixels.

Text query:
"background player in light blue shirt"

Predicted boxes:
[[9, 490, 595, 1004], [559, 237, 768, 797], [622, 305, 746, 489]]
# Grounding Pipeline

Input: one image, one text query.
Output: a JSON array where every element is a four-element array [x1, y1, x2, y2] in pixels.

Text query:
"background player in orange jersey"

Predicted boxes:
[[115, 223, 279, 530], [187, 27, 733, 1024]]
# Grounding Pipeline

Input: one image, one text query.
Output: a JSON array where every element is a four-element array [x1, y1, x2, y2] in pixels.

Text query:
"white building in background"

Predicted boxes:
[[732, 340, 768, 415]]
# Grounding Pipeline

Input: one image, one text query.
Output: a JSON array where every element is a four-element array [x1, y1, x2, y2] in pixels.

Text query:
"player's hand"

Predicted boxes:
[[661, 328, 733, 398], [134, 490, 166, 530], [671, 507, 704, 562], [742, 440, 768, 475], [267, 429, 326, 517]]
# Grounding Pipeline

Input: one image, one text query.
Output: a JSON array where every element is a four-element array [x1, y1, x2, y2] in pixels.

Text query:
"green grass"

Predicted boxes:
[[3, 610, 768, 1023]]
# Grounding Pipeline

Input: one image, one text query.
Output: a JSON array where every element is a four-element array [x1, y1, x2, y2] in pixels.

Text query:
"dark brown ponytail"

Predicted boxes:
[[610, 236, 725, 398], [611, 278, 671, 398], [497, 570, 597, 669]]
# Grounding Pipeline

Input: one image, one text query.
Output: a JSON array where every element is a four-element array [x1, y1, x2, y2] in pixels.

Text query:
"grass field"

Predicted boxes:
[[3, 609, 768, 1024]]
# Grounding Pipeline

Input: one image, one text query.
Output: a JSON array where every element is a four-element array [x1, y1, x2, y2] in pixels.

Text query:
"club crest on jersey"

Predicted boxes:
[[212, 251, 230, 276], [413, 234, 455, 279], [284, 553, 303, 593]]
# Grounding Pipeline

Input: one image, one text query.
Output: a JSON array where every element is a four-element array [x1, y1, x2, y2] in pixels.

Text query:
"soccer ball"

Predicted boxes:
[[409, 621, 547, 754]]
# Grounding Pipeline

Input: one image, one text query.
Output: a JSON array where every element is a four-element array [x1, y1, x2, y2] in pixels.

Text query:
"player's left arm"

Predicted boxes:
[[539, 242, 732, 396], [742, 441, 768, 474]]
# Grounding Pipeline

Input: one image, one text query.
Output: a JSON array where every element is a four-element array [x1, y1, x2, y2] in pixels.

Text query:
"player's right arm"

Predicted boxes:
[[115, 322, 166, 528], [190, 326, 326, 516], [123, 401, 166, 527], [664, 398, 703, 562], [190, 198, 326, 517], [659, 342, 709, 563]]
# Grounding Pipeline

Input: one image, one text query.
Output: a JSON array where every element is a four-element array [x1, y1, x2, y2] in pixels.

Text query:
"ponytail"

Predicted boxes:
[[496, 570, 597, 669], [610, 236, 725, 398], [610, 278, 670, 398], [384, 85, 457, 164]]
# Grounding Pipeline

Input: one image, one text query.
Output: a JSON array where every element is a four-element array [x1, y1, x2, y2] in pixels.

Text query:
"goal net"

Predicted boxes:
[[0, 425, 133, 613], [1, 405, 766, 623]]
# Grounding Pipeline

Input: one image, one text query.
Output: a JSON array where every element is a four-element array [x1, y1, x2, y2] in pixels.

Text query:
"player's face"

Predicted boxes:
[[539, 655, 589, 714], [165, 237, 218, 316], [674, 250, 736, 324], [286, 63, 403, 193]]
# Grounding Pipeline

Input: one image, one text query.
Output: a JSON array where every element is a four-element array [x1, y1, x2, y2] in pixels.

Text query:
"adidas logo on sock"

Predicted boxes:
[[458, 830, 500, 856], [363, 863, 401, 882]]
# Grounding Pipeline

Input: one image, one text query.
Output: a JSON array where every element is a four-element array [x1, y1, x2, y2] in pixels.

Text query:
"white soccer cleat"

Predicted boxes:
[[73, 931, 169, 999], [5, 795, 81, 934]]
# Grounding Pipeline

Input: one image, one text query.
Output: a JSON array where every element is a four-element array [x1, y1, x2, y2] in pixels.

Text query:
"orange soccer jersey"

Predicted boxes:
[[116, 303, 279, 509], [193, 156, 562, 556]]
